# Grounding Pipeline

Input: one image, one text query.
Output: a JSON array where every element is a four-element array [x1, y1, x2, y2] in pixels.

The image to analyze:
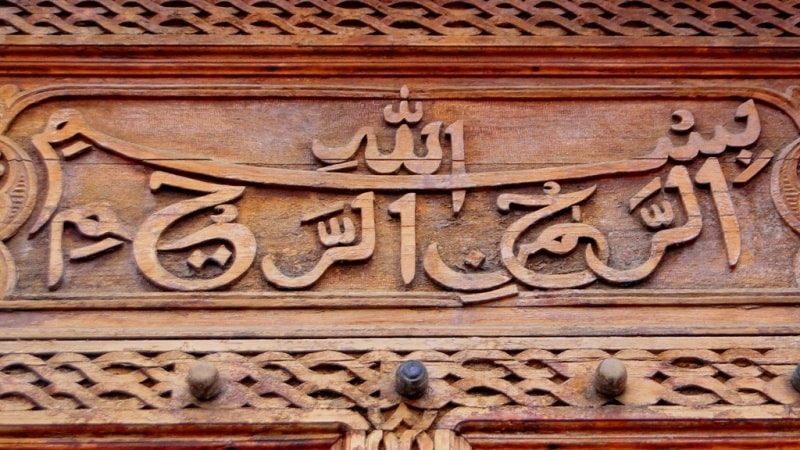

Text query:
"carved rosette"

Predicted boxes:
[[772, 137, 800, 234], [0, 85, 37, 296], [3, 338, 800, 447]]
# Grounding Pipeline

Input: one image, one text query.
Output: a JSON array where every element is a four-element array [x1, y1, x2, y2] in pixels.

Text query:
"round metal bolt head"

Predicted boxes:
[[395, 360, 429, 399], [791, 363, 800, 393], [594, 358, 627, 397], [187, 361, 222, 401]]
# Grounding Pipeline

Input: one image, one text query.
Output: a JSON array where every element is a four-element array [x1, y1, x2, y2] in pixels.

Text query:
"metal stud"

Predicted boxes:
[[594, 357, 627, 397], [187, 360, 222, 401], [395, 360, 429, 399], [791, 363, 800, 393]]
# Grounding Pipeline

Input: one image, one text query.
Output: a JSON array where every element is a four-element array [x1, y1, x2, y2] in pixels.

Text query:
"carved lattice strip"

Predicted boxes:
[[1, 0, 799, 37], [1, 346, 800, 412]]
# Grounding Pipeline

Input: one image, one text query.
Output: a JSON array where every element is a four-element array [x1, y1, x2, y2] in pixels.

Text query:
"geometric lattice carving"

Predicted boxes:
[[3, 348, 799, 413], [1, 1, 800, 37]]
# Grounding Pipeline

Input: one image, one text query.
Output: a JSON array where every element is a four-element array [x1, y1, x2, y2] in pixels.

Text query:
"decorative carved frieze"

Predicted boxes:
[[3, 337, 800, 448], [1, 1, 799, 38], [4, 346, 800, 413]]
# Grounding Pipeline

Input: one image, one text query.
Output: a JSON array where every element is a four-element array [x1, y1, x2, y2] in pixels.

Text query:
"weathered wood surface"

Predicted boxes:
[[2, 1, 800, 448]]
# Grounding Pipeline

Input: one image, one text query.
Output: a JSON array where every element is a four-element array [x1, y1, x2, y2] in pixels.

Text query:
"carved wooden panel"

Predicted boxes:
[[1, 85, 798, 300], [2, 1, 800, 448]]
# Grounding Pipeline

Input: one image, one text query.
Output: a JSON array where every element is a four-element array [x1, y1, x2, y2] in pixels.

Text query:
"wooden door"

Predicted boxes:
[[2, 1, 800, 448]]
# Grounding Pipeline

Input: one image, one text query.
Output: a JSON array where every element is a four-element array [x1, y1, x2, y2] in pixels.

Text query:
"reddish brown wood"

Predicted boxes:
[[2, 1, 800, 448]]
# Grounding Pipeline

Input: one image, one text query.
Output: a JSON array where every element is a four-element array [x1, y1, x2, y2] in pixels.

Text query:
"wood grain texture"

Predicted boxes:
[[2, 306, 800, 339], [2, 1, 800, 448]]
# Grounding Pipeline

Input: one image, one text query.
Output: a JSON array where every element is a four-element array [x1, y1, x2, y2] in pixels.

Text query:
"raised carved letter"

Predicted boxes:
[[585, 166, 702, 283], [694, 157, 740, 267], [48, 204, 131, 290], [133, 172, 256, 291], [388, 193, 417, 285], [500, 183, 607, 289], [262, 192, 375, 289]]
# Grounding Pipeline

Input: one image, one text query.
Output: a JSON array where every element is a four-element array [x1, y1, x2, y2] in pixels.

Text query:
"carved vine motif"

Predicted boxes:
[[1, 1, 799, 38]]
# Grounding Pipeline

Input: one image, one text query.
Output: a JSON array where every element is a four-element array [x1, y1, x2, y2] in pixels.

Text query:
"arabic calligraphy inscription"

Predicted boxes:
[[1, 87, 798, 299]]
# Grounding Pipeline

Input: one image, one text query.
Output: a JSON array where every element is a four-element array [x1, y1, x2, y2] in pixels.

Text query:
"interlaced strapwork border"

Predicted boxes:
[[1, 0, 799, 37], [2, 347, 799, 414]]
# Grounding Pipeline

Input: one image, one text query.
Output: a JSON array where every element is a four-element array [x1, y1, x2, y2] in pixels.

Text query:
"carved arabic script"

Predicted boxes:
[[1, 87, 795, 300]]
